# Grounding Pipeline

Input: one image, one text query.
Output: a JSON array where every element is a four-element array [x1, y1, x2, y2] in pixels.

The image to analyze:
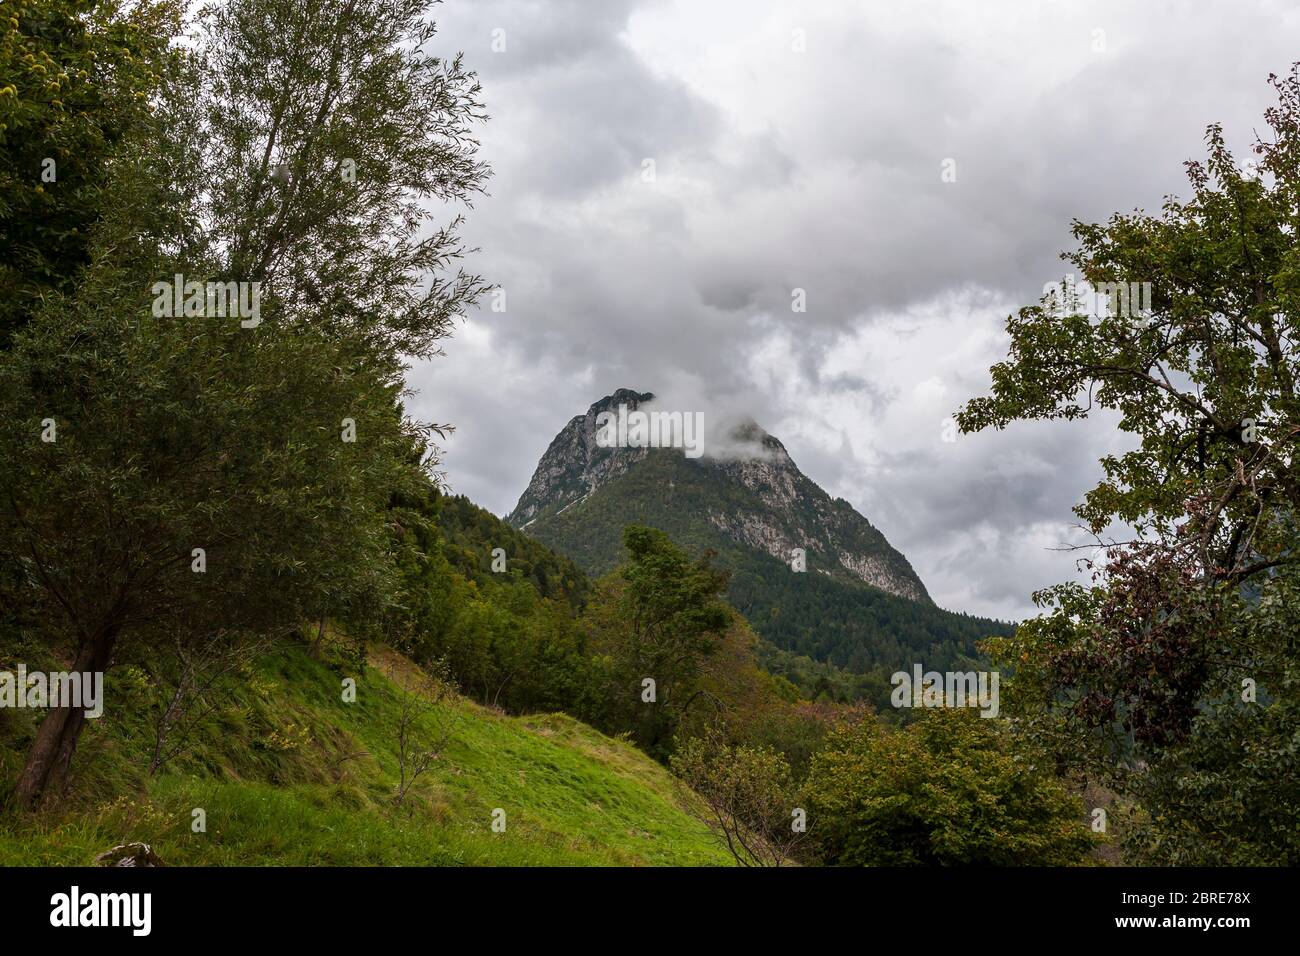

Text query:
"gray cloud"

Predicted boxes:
[[408, 0, 1299, 618]]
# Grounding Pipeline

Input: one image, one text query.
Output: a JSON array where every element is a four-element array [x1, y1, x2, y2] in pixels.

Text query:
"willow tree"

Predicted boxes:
[[1, 0, 488, 807], [958, 67, 1300, 863]]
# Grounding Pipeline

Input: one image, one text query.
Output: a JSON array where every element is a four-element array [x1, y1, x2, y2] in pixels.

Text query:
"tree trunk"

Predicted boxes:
[[12, 626, 117, 809], [310, 617, 327, 658]]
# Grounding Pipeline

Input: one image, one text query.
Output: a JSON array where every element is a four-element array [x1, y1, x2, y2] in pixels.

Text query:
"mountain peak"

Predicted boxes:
[[507, 391, 930, 604], [588, 388, 655, 415]]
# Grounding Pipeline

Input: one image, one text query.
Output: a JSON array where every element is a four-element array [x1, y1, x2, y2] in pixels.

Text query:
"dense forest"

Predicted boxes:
[[728, 548, 1011, 674]]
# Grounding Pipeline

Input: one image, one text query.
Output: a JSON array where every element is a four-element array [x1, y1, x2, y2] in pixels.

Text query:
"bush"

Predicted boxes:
[[805, 710, 1097, 866]]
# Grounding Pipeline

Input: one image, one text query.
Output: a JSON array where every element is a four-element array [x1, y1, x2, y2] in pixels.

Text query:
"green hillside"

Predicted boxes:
[[436, 493, 592, 610], [515, 449, 1013, 677], [0, 641, 732, 867]]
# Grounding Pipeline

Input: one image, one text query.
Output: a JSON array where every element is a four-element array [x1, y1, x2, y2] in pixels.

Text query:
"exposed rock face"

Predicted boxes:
[[510, 388, 656, 528], [507, 389, 931, 604]]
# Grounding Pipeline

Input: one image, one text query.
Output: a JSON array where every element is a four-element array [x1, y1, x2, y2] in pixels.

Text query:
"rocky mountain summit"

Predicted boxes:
[[507, 389, 930, 604]]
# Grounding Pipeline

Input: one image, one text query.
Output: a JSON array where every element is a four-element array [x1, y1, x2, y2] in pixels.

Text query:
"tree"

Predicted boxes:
[[0, 0, 488, 807], [197, 0, 489, 363], [0, 0, 179, 343], [0, 239, 419, 805], [583, 526, 731, 759], [804, 711, 1096, 866], [391, 658, 456, 809], [958, 66, 1300, 863], [670, 724, 810, 867]]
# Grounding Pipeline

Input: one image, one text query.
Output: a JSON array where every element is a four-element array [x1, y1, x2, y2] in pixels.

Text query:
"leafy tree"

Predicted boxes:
[[1115, 570, 1300, 864], [0, 0, 179, 343], [0, 239, 423, 806], [959, 66, 1300, 863], [671, 725, 810, 867], [583, 526, 732, 758], [0, 0, 488, 807], [742, 699, 862, 781], [804, 711, 1096, 866], [197, 0, 489, 362], [681, 614, 799, 740]]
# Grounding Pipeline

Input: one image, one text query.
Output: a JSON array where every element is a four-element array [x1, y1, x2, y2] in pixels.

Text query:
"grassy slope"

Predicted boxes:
[[0, 643, 731, 866]]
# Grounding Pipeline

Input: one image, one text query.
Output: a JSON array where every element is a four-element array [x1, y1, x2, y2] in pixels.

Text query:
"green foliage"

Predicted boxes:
[[0, 0, 490, 806], [671, 728, 808, 866], [755, 642, 891, 708], [990, 565, 1300, 865], [960, 67, 1300, 864], [582, 526, 733, 759], [435, 493, 590, 608], [387, 498, 800, 769], [0, 0, 180, 342], [729, 547, 1011, 681], [391, 494, 909, 784], [804, 711, 1097, 866], [381, 486, 599, 717], [737, 700, 844, 782]]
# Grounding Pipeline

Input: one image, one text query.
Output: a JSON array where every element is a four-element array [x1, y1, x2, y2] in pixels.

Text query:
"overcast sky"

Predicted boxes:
[[406, 0, 1300, 620]]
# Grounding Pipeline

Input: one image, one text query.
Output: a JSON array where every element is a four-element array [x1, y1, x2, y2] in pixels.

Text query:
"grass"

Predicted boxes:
[[0, 640, 733, 866]]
